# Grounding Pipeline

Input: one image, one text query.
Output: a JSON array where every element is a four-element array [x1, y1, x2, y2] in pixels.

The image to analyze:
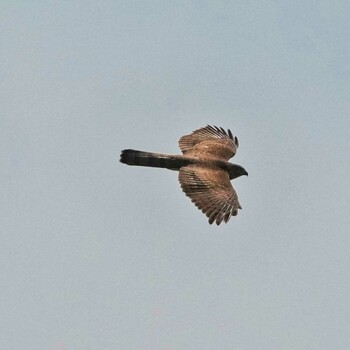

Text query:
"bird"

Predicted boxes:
[[120, 125, 248, 225]]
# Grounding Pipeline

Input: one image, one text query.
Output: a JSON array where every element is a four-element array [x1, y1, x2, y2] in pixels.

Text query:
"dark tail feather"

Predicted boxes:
[[120, 149, 186, 170]]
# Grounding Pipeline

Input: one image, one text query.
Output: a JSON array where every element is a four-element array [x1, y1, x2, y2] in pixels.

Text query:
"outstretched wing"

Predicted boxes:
[[178, 125, 239, 161], [178, 165, 242, 225]]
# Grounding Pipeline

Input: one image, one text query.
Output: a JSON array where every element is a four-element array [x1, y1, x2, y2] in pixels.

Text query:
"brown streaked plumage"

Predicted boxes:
[[120, 125, 248, 225]]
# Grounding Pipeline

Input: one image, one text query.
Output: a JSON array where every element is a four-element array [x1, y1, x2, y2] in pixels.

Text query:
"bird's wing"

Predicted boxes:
[[178, 165, 241, 225], [178, 125, 239, 161]]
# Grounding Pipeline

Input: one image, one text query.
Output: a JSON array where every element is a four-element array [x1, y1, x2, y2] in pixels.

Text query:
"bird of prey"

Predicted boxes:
[[120, 125, 248, 225]]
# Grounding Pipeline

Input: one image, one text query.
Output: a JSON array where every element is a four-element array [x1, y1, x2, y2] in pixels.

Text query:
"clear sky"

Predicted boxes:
[[1, 1, 349, 349]]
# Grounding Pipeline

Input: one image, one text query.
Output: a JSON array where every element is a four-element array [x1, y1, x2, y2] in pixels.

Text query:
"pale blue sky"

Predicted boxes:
[[1, 1, 349, 349]]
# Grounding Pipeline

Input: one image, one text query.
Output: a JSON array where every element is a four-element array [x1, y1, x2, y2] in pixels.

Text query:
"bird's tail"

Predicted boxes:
[[120, 149, 188, 170]]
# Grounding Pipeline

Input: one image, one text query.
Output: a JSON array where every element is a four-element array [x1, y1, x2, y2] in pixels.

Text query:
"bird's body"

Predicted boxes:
[[120, 150, 246, 180], [120, 125, 248, 225]]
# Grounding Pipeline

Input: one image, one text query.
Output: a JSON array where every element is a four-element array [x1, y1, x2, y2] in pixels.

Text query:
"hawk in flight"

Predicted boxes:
[[120, 125, 248, 225]]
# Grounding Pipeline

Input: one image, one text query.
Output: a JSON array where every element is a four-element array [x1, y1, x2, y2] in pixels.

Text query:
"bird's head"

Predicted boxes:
[[228, 164, 248, 180]]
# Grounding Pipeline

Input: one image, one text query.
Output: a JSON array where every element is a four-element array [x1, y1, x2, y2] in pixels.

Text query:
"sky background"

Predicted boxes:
[[1, 1, 349, 349]]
